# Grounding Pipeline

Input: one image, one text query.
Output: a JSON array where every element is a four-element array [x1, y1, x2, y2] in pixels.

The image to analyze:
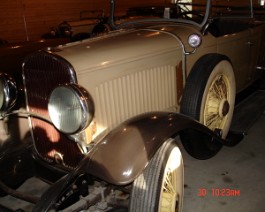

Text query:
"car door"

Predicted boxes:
[[216, 20, 252, 92], [247, 23, 265, 84], [212, 0, 255, 92]]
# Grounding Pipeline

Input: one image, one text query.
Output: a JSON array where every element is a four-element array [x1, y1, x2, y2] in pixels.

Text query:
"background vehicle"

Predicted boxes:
[[42, 10, 105, 41], [0, 0, 264, 211]]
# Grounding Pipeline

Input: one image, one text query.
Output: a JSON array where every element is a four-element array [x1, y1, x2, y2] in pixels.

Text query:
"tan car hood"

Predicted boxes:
[[54, 25, 199, 74]]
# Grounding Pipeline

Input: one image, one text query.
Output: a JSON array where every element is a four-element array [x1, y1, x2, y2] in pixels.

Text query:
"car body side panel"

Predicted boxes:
[[216, 28, 251, 91], [216, 21, 265, 92], [77, 50, 181, 135], [249, 23, 265, 82]]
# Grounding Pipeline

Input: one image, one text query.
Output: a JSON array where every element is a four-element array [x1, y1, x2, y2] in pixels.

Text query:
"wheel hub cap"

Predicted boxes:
[[219, 99, 230, 118]]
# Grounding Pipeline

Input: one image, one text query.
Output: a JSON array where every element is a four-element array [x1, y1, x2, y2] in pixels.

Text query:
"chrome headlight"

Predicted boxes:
[[48, 84, 94, 134], [0, 73, 17, 113]]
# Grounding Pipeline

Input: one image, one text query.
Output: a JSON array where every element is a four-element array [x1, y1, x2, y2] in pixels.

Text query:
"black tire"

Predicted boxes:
[[180, 54, 236, 159], [129, 138, 183, 212]]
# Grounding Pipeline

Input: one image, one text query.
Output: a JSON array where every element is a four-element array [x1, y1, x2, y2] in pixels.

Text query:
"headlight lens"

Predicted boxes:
[[48, 84, 94, 134], [0, 73, 17, 113]]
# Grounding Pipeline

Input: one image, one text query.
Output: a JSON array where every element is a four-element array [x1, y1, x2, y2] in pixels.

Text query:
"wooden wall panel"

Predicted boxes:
[[0, 0, 170, 43], [0, 1, 25, 42], [1, 1, 259, 43]]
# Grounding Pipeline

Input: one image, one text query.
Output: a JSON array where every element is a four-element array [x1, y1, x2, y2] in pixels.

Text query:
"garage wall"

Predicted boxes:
[[0, 0, 171, 43]]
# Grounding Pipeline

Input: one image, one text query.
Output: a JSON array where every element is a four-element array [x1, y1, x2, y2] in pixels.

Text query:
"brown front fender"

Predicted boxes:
[[34, 111, 236, 211], [83, 111, 223, 185]]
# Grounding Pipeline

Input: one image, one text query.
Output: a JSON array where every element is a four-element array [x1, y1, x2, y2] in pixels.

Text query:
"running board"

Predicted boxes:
[[230, 90, 265, 134]]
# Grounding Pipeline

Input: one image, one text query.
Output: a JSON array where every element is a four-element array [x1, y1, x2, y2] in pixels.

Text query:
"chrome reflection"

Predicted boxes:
[[0, 73, 17, 113]]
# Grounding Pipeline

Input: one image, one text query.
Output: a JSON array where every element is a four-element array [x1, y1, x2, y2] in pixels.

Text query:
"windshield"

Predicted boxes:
[[112, 0, 208, 29], [177, 0, 254, 20], [176, 0, 208, 24], [113, 0, 257, 29]]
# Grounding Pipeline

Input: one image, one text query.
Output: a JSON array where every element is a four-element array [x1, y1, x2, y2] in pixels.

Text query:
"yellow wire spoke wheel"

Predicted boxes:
[[180, 54, 236, 159]]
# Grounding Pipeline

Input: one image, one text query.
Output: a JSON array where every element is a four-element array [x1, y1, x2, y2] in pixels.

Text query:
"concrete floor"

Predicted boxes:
[[1, 97, 265, 212], [181, 111, 265, 212]]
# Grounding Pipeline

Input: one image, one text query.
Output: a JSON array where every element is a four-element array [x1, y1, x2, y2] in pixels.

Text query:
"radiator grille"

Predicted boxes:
[[23, 51, 82, 169], [95, 65, 177, 129]]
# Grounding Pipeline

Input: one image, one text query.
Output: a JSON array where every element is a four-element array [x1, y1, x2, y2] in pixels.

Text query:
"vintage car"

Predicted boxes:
[[0, 0, 265, 211], [42, 10, 105, 41]]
